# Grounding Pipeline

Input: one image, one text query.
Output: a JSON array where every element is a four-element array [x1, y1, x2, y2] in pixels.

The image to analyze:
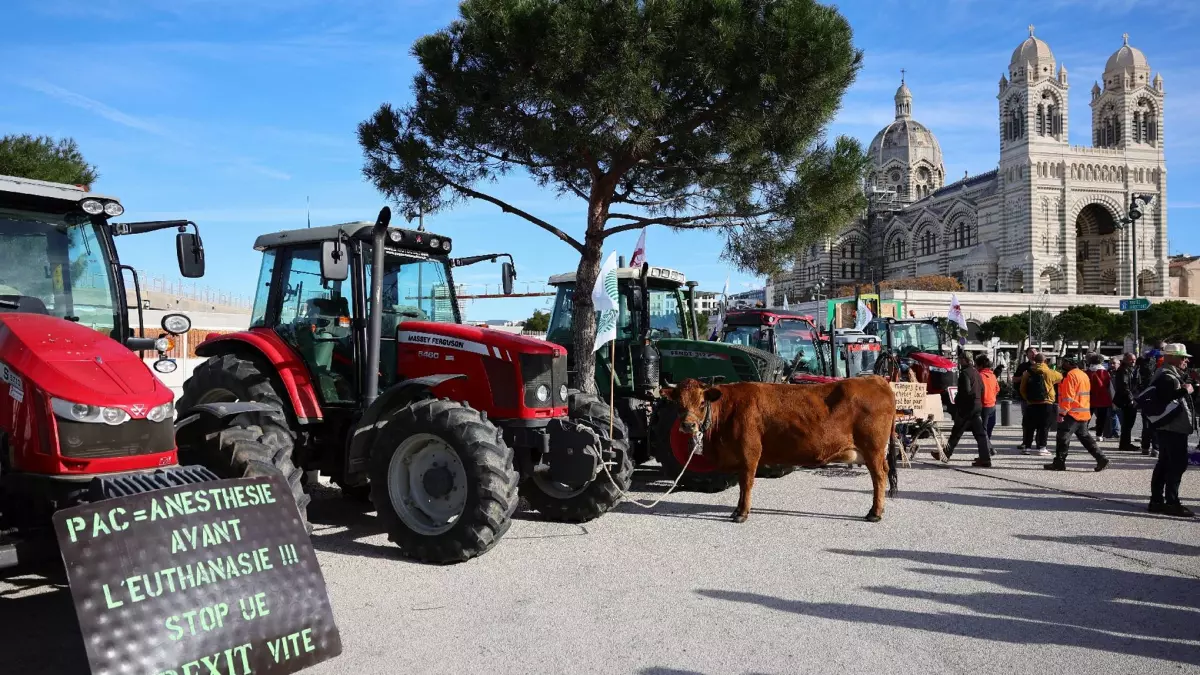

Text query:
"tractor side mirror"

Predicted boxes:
[[629, 286, 645, 313], [176, 232, 205, 278], [501, 262, 516, 295], [321, 240, 349, 281]]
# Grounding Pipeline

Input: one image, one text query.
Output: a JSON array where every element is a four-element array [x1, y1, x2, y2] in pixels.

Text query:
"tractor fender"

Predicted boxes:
[[195, 329, 324, 423], [174, 401, 285, 433], [344, 374, 468, 482]]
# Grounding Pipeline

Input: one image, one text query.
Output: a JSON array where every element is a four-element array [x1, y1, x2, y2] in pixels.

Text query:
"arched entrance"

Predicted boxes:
[[1138, 269, 1160, 296], [1007, 268, 1025, 293], [1040, 266, 1067, 293], [1075, 203, 1120, 294]]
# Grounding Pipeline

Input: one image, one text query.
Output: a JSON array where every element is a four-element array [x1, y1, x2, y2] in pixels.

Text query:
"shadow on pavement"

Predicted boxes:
[[821, 485, 1152, 519], [0, 573, 88, 674], [1015, 534, 1200, 557], [698, 546, 1200, 667], [612, 498, 867, 523]]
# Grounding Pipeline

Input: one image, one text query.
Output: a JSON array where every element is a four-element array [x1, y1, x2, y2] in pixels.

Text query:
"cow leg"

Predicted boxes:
[[732, 453, 759, 523], [864, 448, 887, 522]]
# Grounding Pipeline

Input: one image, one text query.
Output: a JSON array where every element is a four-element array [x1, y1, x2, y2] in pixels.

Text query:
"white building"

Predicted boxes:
[[773, 29, 1168, 305]]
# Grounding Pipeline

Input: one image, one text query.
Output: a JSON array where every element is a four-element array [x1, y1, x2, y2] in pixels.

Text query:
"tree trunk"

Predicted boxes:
[[570, 196, 611, 395]]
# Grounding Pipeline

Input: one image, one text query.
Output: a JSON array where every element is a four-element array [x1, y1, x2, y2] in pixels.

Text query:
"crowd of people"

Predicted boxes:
[[940, 343, 1195, 518]]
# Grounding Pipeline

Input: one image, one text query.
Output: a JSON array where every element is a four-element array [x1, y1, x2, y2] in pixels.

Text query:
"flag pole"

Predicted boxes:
[[608, 339, 616, 441]]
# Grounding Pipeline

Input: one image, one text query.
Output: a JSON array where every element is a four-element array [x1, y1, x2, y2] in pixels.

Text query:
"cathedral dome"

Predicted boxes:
[[867, 78, 944, 201], [1105, 33, 1149, 74], [1009, 26, 1055, 80]]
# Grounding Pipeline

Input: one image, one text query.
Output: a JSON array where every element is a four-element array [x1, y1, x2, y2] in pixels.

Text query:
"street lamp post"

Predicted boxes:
[[809, 279, 827, 332], [1122, 193, 1156, 352]]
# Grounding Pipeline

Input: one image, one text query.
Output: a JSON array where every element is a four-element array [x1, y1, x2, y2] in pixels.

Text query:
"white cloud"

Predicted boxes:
[[19, 80, 166, 136]]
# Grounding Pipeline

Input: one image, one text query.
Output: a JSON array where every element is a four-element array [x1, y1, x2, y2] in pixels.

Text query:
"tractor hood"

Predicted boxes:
[[399, 321, 565, 357], [907, 351, 956, 371], [656, 338, 787, 384], [0, 313, 172, 406]]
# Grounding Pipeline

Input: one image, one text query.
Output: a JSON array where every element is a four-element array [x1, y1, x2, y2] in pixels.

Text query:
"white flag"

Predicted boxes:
[[712, 276, 730, 337], [782, 295, 789, 310], [592, 251, 620, 352], [854, 298, 873, 331], [629, 229, 647, 268], [948, 293, 968, 331]]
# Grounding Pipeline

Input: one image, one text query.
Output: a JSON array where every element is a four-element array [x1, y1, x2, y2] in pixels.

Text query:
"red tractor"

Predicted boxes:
[[177, 208, 631, 564], [718, 309, 838, 385], [0, 174, 275, 569], [864, 316, 957, 403]]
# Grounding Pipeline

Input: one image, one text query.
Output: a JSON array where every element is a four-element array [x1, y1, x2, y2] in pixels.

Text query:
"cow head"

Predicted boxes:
[[660, 378, 721, 434]]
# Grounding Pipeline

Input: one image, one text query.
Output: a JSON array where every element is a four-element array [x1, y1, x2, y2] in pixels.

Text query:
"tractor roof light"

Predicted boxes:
[[103, 201, 124, 217], [80, 198, 104, 215], [388, 229, 403, 243]]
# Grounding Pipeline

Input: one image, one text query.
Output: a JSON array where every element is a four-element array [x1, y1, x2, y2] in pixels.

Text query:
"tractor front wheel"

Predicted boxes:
[[520, 393, 633, 522], [369, 399, 518, 564], [649, 401, 737, 493]]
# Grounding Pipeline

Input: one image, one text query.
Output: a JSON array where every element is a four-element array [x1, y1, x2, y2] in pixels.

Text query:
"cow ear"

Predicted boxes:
[[703, 388, 722, 402]]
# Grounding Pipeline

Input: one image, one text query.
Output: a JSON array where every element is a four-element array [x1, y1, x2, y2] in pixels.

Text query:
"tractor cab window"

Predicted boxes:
[[0, 212, 120, 338], [363, 249, 457, 390], [546, 282, 632, 346], [722, 325, 772, 352], [274, 245, 355, 403], [887, 322, 941, 356], [775, 321, 820, 372], [641, 287, 688, 339]]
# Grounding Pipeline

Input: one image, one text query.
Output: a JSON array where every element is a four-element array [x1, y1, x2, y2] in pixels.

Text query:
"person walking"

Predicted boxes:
[[1136, 351, 1162, 457], [977, 353, 1000, 441], [1020, 352, 1060, 456], [943, 352, 993, 467], [1045, 355, 1109, 472], [1136, 344, 1196, 517], [1113, 352, 1138, 451], [1087, 353, 1114, 442], [1013, 348, 1038, 453]]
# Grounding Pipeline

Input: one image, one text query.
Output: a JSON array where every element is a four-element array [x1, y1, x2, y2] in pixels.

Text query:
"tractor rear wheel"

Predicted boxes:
[[183, 423, 311, 529], [177, 354, 309, 528], [369, 398, 518, 564], [520, 393, 633, 522], [649, 400, 737, 493]]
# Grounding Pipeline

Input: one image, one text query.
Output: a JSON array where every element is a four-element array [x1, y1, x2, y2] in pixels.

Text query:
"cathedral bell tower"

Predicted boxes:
[[1091, 33, 1163, 150], [998, 25, 1069, 157]]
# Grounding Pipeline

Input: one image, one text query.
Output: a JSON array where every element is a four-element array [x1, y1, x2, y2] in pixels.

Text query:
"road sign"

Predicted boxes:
[[1120, 298, 1151, 312]]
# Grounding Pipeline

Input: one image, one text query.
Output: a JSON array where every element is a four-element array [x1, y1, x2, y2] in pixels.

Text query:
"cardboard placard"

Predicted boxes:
[[53, 475, 341, 675], [890, 381, 927, 411]]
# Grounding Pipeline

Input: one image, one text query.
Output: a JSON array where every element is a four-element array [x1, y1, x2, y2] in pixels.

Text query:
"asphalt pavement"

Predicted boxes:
[[2, 414, 1197, 674]]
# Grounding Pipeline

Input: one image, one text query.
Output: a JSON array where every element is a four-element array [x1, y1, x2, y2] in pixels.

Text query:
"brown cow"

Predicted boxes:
[[661, 376, 899, 522]]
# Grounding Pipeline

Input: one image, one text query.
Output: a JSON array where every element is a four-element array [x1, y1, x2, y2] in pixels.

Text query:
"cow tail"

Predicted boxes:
[[887, 430, 900, 498]]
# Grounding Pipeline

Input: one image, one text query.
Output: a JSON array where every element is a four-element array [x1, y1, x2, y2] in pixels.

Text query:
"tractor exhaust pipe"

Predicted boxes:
[[364, 206, 391, 406]]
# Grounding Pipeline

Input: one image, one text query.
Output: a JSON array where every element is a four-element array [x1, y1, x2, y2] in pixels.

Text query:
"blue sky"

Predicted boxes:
[[3, 0, 1197, 321]]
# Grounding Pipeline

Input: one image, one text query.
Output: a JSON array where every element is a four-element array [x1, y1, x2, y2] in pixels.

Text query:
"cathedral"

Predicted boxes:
[[771, 28, 1168, 304]]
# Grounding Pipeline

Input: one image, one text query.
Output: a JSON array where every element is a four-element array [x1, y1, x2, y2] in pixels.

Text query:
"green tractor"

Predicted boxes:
[[545, 261, 788, 491]]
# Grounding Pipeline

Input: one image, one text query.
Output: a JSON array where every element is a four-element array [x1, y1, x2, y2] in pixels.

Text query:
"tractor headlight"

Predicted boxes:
[[80, 199, 104, 215], [441, 240, 451, 251], [51, 397, 131, 425], [559, 384, 568, 402], [535, 385, 550, 403], [153, 358, 179, 374], [155, 337, 174, 353], [161, 313, 192, 335], [103, 201, 124, 216], [388, 230, 403, 243], [429, 237, 440, 249], [147, 401, 174, 423]]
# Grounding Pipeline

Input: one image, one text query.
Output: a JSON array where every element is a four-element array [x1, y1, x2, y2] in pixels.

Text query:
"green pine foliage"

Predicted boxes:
[[0, 134, 98, 187]]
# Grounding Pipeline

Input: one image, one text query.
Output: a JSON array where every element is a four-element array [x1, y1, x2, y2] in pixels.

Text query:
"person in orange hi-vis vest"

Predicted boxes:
[[975, 353, 1000, 447], [1045, 354, 1109, 472]]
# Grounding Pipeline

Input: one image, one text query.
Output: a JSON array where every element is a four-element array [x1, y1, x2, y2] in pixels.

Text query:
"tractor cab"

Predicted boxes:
[[864, 316, 956, 394], [720, 309, 832, 382], [830, 329, 883, 378]]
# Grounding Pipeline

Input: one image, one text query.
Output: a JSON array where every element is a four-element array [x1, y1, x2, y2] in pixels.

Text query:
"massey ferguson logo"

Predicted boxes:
[[129, 404, 146, 416]]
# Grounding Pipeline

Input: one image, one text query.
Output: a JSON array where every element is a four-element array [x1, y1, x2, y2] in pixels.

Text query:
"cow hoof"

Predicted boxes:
[[731, 513, 748, 523], [864, 512, 882, 523]]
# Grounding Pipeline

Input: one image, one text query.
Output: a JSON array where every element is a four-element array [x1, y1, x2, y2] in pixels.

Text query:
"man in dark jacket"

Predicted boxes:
[[943, 351, 993, 468], [1113, 352, 1138, 451], [1139, 344, 1195, 517], [1013, 348, 1037, 453]]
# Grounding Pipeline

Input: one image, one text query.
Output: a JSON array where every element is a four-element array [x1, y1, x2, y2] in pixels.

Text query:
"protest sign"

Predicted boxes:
[[53, 475, 341, 675]]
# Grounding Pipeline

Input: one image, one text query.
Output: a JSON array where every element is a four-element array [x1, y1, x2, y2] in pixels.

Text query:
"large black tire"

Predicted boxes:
[[756, 465, 796, 479], [520, 393, 634, 522], [177, 354, 309, 528], [369, 398, 519, 564], [649, 400, 737, 493], [182, 423, 311, 530]]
